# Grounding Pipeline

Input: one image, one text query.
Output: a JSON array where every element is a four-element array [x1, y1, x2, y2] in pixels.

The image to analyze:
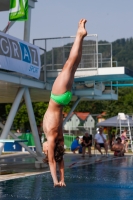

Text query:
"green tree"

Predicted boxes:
[[5, 102, 49, 131], [33, 102, 48, 125], [105, 88, 133, 118]]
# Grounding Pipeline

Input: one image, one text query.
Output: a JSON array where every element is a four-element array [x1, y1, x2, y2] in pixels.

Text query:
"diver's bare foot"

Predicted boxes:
[[77, 19, 87, 38]]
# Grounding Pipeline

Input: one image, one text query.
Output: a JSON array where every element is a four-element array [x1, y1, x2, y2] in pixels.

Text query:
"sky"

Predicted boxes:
[[0, 0, 133, 44]]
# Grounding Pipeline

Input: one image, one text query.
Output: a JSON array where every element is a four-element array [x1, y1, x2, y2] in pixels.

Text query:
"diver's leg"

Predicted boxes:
[[95, 144, 103, 154], [88, 146, 91, 156], [82, 146, 86, 157], [52, 19, 87, 95], [104, 143, 108, 155]]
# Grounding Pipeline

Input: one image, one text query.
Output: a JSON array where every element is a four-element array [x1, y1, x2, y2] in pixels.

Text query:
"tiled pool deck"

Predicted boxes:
[[0, 151, 131, 182]]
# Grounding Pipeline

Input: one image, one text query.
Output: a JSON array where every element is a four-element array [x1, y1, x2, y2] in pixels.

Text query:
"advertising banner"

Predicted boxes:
[[0, 31, 41, 79], [9, 0, 28, 21]]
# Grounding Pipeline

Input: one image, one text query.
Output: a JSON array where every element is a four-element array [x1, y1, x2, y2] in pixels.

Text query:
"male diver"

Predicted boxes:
[[43, 19, 87, 187]]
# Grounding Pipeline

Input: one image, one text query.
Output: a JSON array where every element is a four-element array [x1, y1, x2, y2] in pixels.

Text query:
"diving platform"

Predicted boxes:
[[75, 67, 133, 82], [0, 139, 28, 143], [33, 35, 133, 101], [0, 66, 133, 103]]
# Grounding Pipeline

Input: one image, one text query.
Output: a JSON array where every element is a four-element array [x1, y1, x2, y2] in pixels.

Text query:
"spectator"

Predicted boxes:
[[82, 132, 92, 157], [15, 129, 22, 136], [95, 127, 108, 157], [121, 129, 129, 152], [17, 129, 21, 133], [110, 133, 116, 149], [111, 135, 116, 146], [71, 137, 81, 154], [78, 137, 83, 154], [111, 137, 125, 157], [79, 137, 83, 145]]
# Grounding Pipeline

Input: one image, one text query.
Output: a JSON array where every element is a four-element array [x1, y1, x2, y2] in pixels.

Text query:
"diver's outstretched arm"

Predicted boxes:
[[58, 159, 66, 187], [47, 137, 59, 186]]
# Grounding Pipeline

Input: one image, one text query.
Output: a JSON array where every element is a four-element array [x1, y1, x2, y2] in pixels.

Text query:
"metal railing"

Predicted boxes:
[[34, 36, 115, 70], [33, 34, 98, 70]]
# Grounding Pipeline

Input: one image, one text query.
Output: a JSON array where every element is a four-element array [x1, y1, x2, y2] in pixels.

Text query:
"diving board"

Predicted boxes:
[[74, 67, 133, 82], [0, 139, 28, 143]]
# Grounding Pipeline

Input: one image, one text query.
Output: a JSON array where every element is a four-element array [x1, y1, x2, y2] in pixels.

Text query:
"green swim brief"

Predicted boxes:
[[50, 91, 72, 106]]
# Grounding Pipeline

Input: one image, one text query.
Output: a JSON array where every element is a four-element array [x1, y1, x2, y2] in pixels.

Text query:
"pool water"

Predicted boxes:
[[0, 157, 133, 200]]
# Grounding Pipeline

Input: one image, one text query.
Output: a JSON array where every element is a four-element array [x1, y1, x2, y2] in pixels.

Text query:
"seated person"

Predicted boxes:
[[82, 132, 92, 157], [78, 138, 83, 154], [111, 137, 125, 157], [121, 129, 129, 153], [95, 127, 108, 156], [71, 137, 81, 153]]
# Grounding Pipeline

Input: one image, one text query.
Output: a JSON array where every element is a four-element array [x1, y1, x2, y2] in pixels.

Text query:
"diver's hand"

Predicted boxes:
[[59, 181, 66, 187], [54, 182, 61, 187], [54, 181, 66, 187]]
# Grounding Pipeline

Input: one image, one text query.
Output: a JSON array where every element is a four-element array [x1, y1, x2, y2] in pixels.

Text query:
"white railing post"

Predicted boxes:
[[0, 88, 25, 154]]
